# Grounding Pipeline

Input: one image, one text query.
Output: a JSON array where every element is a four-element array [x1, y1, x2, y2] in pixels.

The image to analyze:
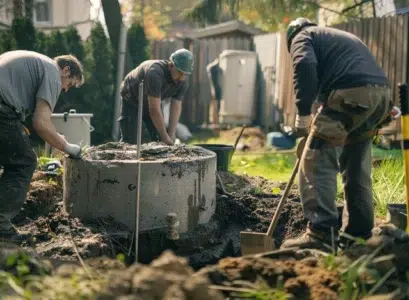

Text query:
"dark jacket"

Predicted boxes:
[[290, 26, 389, 116]]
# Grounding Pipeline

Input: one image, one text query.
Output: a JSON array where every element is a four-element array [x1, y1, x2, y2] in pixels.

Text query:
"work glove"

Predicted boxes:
[[64, 143, 82, 159], [294, 114, 312, 137]]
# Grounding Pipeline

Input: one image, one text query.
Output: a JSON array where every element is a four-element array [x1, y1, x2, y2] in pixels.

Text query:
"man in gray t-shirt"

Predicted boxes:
[[118, 48, 193, 145], [0, 50, 84, 242]]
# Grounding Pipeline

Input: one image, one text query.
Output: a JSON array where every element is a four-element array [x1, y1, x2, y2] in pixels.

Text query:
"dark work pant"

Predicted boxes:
[[118, 98, 160, 144], [0, 103, 37, 230], [299, 85, 391, 239]]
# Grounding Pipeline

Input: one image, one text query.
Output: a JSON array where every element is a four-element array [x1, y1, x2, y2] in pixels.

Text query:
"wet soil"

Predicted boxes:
[[3, 166, 409, 299], [198, 254, 341, 300], [13, 172, 130, 261], [83, 142, 214, 162]]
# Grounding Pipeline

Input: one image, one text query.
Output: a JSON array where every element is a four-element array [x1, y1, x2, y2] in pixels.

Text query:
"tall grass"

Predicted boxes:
[[372, 158, 405, 216]]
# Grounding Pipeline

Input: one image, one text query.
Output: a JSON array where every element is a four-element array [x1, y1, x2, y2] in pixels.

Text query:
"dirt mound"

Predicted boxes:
[[99, 251, 223, 299], [13, 172, 129, 261], [83, 142, 213, 161], [217, 193, 306, 248], [1, 249, 223, 300], [198, 254, 341, 299], [218, 126, 265, 151], [218, 171, 298, 194]]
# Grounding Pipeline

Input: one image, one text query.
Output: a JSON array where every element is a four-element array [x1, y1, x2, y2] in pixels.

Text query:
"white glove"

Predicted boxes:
[[64, 143, 82, 158], [391, 106, 401, 119]]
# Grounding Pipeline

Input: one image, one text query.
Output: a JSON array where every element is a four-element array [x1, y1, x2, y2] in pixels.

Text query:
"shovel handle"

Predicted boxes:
[[265, 136, 306, 237], [266, 157, 300, 237]]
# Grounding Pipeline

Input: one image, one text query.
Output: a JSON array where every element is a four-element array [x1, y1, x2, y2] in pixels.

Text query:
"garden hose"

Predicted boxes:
[[398, 83, 409, 233]]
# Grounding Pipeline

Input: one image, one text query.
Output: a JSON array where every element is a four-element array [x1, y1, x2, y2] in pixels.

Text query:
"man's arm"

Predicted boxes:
[[167, 99, 182, 139], [291, 32, 318, 116], [33, 99, 81, 156], [33, 99, 68, 151], [148, 96, 174, 145]]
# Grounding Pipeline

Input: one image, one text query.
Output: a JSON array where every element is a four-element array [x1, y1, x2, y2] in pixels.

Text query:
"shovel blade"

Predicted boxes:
[[240, 231, 276, 255]]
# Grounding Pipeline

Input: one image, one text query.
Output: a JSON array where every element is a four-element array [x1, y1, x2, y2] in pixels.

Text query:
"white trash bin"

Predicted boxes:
[[45, 109, 94, 156]]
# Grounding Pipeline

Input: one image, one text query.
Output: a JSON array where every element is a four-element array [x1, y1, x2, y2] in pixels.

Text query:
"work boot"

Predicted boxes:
[[280, 228, 336, 251], [0, 226, 32, 243]]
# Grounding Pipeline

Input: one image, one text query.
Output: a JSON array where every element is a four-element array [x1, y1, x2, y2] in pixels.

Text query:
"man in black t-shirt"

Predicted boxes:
[[119, 48, 193, 145]]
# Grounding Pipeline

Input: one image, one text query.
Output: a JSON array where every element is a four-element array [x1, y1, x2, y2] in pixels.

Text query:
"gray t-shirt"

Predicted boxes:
[[120, 60, 188, 105], [0, 50, 62, 118]]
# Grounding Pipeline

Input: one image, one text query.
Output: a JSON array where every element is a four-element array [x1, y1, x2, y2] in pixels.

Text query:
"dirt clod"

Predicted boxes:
[[198, 255, 341, 300]]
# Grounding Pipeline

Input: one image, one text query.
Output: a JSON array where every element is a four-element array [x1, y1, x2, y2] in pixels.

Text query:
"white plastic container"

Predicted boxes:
[[218, 50, 257, 125], [45, 109, 94, 154]]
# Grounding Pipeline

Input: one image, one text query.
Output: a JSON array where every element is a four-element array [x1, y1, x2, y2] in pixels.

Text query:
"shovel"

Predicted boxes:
[[240, 136, 307, 255]]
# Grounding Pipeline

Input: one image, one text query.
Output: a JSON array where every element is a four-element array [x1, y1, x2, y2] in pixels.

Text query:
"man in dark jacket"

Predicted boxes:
[[118, 48, 193, 145], [280, 18, 395, 250]]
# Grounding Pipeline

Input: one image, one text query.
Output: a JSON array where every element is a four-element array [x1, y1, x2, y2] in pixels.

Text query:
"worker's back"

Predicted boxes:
[[0, 50, 61, 115], [290, 26, 389, 99]]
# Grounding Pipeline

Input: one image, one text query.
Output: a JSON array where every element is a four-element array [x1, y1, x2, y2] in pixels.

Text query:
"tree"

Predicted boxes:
[[83, 22, 114, 144], [182, 0, 354, 31], [54, 27, 86, 114], [127, 23, 149, 68], [0, 30, 15, 54], [11, 17, 36, 50], [45, 30, 68, 58], [63, 26, 85, 61], [35, 30, 48, 54]]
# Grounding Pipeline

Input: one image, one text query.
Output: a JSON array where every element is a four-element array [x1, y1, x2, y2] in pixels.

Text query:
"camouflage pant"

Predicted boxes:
[[300, 84, 392, 238], [0, 102, 37, 230]]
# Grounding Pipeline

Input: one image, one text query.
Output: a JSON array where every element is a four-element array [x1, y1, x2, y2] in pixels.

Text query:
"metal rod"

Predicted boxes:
[[135, 80, 144, 260]]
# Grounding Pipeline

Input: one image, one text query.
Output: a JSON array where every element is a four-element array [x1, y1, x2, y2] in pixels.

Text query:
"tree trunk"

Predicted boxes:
[[13, 0, 23, 18], [101, 0, 133, 73], [25, 0, 33, 19]]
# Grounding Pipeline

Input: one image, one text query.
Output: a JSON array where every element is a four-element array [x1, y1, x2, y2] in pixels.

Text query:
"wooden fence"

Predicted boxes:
[[150, 37, 253, 126], [275, 14, 409, 135]]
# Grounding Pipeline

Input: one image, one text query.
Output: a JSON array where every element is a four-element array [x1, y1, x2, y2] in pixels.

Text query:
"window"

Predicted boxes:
[[33, 0, 51, 24]]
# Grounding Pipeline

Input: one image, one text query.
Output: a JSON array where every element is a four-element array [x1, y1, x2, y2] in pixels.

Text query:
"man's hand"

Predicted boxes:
[[294, 114, 312, 137], [162, 135, 175, 145], [64, 143, 82, 158]]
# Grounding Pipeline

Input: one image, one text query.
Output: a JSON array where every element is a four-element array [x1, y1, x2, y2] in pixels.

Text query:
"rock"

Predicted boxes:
[[183, 274, 224, 300], [151, 250, 194, 276]]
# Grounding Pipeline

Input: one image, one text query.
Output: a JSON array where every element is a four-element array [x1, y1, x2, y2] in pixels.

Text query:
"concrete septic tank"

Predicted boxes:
[[63, 142, 217, 234]]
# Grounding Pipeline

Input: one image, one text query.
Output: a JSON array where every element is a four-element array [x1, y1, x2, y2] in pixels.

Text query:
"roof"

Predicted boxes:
[[185, 20, 265, 39]]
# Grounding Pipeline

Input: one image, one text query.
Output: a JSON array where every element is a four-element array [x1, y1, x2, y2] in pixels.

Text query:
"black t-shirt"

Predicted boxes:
[[120, 60, 188, 105], [290, 26, 389, 116]]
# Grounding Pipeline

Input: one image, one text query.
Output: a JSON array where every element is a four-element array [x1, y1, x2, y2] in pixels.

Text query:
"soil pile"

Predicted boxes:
[[13, 171, 129, 261], [216, 171, 306, 247], [198, 253, 341, 300], [0, 248, 223, 300], [83, 142, 213, 162], [218, 126, 266, 151]]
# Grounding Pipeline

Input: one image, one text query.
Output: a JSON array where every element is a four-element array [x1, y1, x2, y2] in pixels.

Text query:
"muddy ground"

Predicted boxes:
[[2, 158, 409, 299]]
